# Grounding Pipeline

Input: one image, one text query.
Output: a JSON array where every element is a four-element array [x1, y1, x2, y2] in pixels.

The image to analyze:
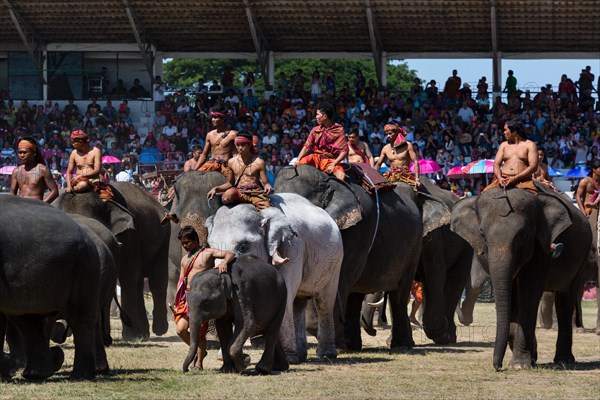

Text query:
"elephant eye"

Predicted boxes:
[[236, 241, 249, 253]]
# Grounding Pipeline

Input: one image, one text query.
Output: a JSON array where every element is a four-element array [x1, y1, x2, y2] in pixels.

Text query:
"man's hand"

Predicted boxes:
[[217, 261, 228, 273], [415, 177, 421, 188], [263, 183, 273, 194], [325, 163, 336, 174], [207, 188, 217, 199]]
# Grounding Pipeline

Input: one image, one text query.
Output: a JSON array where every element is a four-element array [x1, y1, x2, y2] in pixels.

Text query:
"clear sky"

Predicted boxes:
[[399, 58, 600, 93]]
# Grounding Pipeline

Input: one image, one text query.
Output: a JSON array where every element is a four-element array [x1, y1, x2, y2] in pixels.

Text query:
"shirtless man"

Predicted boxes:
[[66, 130, 102, 193], [196, 106, 237, 173], [10, 137, 59, 203], [575, 159, 600, 217], [374, 124, 421, 188], [532, 148, 556, 189], [483, 120, 538, 192], [347, 129, 374, 166], [207, 131, 273, 210], [173, 226, 235, 371], [183, 146, 202, 172]]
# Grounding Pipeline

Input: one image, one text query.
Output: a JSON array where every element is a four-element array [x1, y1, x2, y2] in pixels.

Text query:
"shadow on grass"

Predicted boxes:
[[418, 341, 494, 349], [108, 340, 168, 349], [536, 360, 600, 371]]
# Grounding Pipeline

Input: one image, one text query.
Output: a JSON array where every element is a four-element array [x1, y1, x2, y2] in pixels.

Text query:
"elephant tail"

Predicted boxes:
[[182, 316, 203, 372], [113, 293, 133, 328]]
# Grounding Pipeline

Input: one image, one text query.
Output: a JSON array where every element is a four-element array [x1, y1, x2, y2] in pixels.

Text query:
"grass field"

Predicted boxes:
[[1, 301, 599, 399]]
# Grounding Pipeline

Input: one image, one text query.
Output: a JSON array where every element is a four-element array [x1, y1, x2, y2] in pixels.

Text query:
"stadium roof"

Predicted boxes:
[[1, 0, 599, 56]]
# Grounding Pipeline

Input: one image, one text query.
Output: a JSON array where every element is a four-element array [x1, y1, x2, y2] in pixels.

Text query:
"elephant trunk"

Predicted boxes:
[[489, 258, 514, 371], [182, 316, 203, 372]]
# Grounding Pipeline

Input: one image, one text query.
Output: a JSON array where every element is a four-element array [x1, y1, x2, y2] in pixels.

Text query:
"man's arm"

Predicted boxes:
[[363, 142, 375, 166], [41, 166, 59, 203], [205, 248, 236, 273], [374, 146, 389, 171], [493, 143, 506, 184], [407, 143, 420, 185], [258, 159, 273, 194], [575, 178, 589, 214], [66, 152, 76, 190], [88, 147, 102, 178], [197, 136, 211, 169], [9, 169, 18, 195]]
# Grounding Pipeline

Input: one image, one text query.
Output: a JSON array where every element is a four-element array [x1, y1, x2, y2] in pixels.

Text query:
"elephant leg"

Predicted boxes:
[[279, 283, 300, 364], [0, 314, 17, 380], [387, 284, 415, 351], [537, 292, 555, 329], [95, 315, 110, 374], [215, 317, 235, 373], [147, 238, 170, 337], [553, 280, 581, 365], [9, 315, 54, 380], [5, 320, 26, 369], [229, 315, 254, 373], [442, 247, 473, 343], [119, 263, 149, 340], [293, 298, 308, 363], [256, 316, 285, 375], [271, 339, 290, 372], [457, 256, 487, 326], [313, 288, 338, 359], [67, 315, 97, 380], [304, 300, 319, 338], [344, 293, 365, 352]]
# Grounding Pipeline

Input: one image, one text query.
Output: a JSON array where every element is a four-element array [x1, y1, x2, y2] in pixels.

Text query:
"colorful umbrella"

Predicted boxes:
[[410, 159, 441, 174], [0, 165, 16, 175], [463, 159, 494, 174], [446, 166, 469, 179], [102, 155, 121, 164], [565, 166, 589, 179]]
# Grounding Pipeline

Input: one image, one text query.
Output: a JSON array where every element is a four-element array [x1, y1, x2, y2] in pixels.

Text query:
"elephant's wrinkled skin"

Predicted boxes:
[[452, 187, 591, 369], [54, 182, 170, 340], [275, 165, 422, 352], [206, 194, 344, 363], [0, 197, 100, 380], [183, 256, 289, 374]]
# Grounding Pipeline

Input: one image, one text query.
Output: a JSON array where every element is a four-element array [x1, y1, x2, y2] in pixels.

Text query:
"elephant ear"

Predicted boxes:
[[105, 200, 136, 236], [417, 192, 452, 237], [451, 196, 485, 258], [205, 215, 214, 235], [536, 193, 573, 253], [323, 179, 363, 230], [260, 207, 297, 259]]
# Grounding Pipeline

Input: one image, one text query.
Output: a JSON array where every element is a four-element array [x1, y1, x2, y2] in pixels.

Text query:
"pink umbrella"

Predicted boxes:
[[0, 165, 16, 175], [446, 166, 469, 180], [102, 155, 121, 164], [410, 159, 441, 174], [463, 159, 494, 174]]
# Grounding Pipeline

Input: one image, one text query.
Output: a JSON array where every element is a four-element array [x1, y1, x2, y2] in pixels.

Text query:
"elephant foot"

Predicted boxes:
[[554, 353, 575, 366], [152, 318, 169, 337], [272, 357, 289, 372], [510, 356, 535, 369], [575, 327, 585, 334], [96, 364, 111, 375], [103, 333, 113, 347], [121, 329, 150, 342], [0, 353, 17, 382], [219, 361, 236, 373], [255, 361, 272, 375], [387, 335, 414, 352], [69, 369, 96, 381], [23, 363, 55, 380], [317, 345, 338, 360], [233, 354, 251, 373], [51, 346, 65, 373], [285, 352, 300, 365], [345, 336, 363, 352]]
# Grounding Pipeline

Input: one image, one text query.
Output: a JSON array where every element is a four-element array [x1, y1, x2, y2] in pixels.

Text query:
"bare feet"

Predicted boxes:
[[410, 315, 421, 327]]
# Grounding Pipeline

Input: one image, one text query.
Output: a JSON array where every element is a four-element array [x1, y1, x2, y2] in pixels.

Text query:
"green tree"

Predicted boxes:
[[163, 58, 418, 92]]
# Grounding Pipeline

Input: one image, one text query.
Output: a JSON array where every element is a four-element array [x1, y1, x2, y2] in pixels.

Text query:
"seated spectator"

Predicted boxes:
[[162, 120, 178, 138], [129, 78, 148, 99]]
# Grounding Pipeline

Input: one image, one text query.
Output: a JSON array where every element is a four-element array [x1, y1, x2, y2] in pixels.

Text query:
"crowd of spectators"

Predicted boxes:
[[0, 65, 598, 196]]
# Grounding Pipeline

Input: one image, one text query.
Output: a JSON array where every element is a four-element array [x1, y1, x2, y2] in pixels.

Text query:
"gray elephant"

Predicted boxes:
[[451, 187, 592, 369], [0, 196, 100, 380], [206, 194, 344, 363], [54, 182, 171, 340], [183, 256, 289, 374], [274, 165, 423, 352]]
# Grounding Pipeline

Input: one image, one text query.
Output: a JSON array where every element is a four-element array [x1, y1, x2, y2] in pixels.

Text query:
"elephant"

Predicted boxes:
[[182, 255, 289, 374], [205, 193, 344, 363], [274, 165, 423, 352], [0, 196, 100, 380], [53, 182, 171, 340], [451, 186, 592, 369]]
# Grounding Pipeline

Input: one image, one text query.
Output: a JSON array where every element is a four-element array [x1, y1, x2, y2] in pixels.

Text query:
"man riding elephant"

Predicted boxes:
[[374, 124, 421, 189]]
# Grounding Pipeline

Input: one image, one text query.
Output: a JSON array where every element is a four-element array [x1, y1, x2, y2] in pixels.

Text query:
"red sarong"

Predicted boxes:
[[199, 159, 229, 175]]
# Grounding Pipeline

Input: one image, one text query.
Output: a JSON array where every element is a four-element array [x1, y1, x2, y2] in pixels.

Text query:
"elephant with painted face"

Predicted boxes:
[[451, 187, 591, 369], [53, 182, 171, 341], [274, 165, 423, 352], [206, 194, 344, 363], [0, 196, 100, 380], [183, 256, 289, 374]]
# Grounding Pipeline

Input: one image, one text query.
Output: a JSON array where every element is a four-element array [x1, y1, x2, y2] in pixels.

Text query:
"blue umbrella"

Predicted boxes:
[[565, 167, 589, 179], [548, 167, 563, 177]]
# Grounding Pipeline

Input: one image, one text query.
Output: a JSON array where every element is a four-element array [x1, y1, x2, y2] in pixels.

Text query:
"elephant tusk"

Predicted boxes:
[[367, 298, 385, 307]]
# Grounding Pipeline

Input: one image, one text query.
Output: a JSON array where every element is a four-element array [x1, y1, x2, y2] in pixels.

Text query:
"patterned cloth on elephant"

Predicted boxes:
[[227, 184, 271, 211], [383, 167, 418, 188], [199, 158, 229, 175], [482, 176, 538, 194], [343, 163, 395, 195], [71, 176, 114, 200], [298, 122, 348, 176]]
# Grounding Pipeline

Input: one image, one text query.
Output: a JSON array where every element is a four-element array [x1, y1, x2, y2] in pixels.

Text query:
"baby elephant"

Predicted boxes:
[[182, 255, 289, 374]]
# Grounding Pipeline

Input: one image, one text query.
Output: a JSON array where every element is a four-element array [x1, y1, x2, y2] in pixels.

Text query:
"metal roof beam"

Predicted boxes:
[[3, 0, 46, 84], [243, 0, 271, 89], [122, 0, 155, 82], [490, 0, 501, 93], [365, 0, 384, 89]]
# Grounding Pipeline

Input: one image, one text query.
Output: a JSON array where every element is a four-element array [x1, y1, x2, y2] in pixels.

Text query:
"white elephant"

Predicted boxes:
[[205, 193, 344, 363]]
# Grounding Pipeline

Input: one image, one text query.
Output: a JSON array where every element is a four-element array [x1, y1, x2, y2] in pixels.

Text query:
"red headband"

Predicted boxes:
[[210, 111, 225, 118], [18, 140, 36, 150], [234, 137, 253, 145], [71, 129, 89, 140]]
